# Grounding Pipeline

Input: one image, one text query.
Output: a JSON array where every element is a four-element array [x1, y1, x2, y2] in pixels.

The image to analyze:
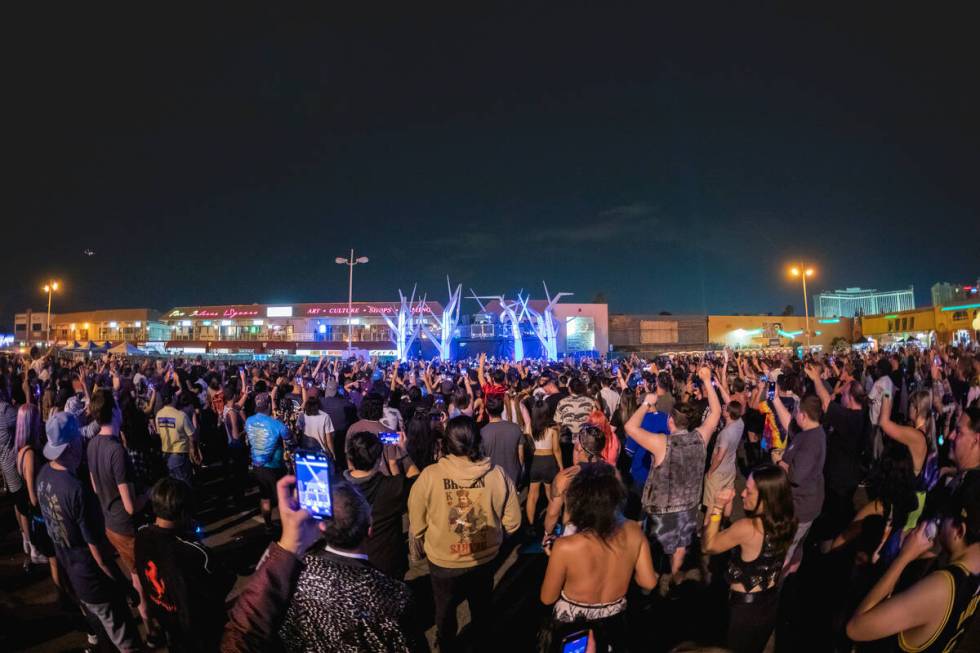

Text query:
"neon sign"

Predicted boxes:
[[305, 304, 432, 317]]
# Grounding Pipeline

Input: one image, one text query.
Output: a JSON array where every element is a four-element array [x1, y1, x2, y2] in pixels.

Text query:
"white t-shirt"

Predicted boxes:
[[300, 411, 335, 452], [869, 375, 894, 426]]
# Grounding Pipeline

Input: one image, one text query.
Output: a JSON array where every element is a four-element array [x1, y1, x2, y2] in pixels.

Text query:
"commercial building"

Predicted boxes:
[[855, 302, 979, 348], [159, 299, 609, 357], [707, 315, 854, 350], [931, 281, 979, 307], [14, 309, 166, 347], [158, 301, 443, 356], [815, 286, 915, 318], [608, 315, 710, 356]]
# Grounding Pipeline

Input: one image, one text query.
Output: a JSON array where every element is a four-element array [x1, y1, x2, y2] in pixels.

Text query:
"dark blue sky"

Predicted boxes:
[[5, 5, 978, 325]]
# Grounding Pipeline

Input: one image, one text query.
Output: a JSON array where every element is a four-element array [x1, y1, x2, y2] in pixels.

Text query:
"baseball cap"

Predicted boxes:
[[254, 392, 272, 412], [44, 412, 81, 461]]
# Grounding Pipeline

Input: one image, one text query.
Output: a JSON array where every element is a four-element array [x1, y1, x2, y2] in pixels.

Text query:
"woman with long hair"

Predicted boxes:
[[703, 465, 798, 653], [540, 463, 657, 651], [880, 389, 939, 535], [832, 439, 919, 565], [15, 404, 58, 587], [526, 398, 563, 528], [405, 409, 442, 472]]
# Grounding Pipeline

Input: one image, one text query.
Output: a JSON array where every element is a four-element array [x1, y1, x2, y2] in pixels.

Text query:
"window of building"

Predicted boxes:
[[640, 320, 678, 344], [952, 311, 968, 321], [909, 317, 915, 329], [31, 323, 42, 332]]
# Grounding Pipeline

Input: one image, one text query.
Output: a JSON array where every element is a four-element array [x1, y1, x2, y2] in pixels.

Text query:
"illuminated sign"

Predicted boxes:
[[941, 303, 980, 311], [168, 308, 261, 320], [267, 306, 293, 317], [305, 304, 433, 317]]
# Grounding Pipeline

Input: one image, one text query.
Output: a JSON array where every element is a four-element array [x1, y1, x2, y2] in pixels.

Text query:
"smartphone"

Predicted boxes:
[[294, 450, 333, 520], [379, 431, 401, 446], [767, 381, 776, 402], [561, 630, 589, 653], [924, 518, 939, 541]]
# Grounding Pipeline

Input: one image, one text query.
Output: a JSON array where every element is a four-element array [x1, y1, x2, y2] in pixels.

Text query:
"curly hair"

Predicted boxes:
[[565, 462, 626, 543]]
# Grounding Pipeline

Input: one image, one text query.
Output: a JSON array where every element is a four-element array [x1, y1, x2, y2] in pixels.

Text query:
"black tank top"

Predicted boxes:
[[894, 562, 979, 653], [725, 527, 783, 592]]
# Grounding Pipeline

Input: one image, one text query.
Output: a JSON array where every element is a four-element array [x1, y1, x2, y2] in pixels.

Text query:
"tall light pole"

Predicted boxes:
[[42, 280, 60, 346], [789, 264, 815, 349], [335, 250, 369, 354]]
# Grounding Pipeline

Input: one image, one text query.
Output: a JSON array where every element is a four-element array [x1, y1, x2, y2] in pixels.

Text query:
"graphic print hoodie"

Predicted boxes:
[[408, 455, 521, 569]]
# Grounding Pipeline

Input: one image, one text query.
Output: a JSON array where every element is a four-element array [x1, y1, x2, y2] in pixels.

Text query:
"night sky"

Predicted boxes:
[[5, 5, 978, 327]]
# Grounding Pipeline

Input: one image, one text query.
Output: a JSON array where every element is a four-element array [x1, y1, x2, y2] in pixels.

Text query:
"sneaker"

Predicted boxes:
[[146, 631, 167, 648]]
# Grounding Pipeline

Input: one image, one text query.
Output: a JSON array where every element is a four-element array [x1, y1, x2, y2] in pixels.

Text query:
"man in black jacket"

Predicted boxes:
[[135, 477, 235, 653], [279, 482, 420, 652]]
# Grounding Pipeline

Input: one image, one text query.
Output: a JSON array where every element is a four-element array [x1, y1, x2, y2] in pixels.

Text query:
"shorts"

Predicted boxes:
[[702, 469, 736, 512], [105, 528, 136, 575], [165, 453, 193, 485], [644, 507, 699, 554], [529, 455, 559, 484], [253, 466, 285, 503], [12, 487, 31, 518]]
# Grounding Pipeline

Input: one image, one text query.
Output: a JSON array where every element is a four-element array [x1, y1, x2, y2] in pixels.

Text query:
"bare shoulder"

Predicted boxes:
[[728, 518, 760, 540]]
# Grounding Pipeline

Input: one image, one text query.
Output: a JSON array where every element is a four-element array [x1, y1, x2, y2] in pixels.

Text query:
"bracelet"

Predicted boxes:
[[709, 513, 722, 523]]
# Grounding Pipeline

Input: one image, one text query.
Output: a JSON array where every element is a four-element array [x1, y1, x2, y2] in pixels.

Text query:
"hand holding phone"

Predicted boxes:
[[275, 474, 321, 555], [294, 450, 334, 520]]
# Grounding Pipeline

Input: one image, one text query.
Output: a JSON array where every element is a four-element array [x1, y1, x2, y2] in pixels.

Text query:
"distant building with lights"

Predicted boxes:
[[815, 286, 915, 318], [931, 280, 979, 307], [13, 299, 608, 358]]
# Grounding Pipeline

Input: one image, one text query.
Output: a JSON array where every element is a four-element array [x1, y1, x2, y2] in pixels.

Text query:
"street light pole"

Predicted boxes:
[[801, 266, 811, 349], [335, 250, 369, 355], [42, 281, 60, 346], [790, 264, 814, 349]]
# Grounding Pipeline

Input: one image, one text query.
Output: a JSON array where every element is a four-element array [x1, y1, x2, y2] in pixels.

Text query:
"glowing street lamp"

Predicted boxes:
[[335, 250, 369, 354], [788, 265, 815, 348], [42, 280, 60, 345]]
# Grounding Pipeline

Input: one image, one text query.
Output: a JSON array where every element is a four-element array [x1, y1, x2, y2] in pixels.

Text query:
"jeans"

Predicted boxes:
[[166, 452, 193, 485], [428, 561, 494, 652], [81, 596, 143, 652], [225, 444, 249, 501]]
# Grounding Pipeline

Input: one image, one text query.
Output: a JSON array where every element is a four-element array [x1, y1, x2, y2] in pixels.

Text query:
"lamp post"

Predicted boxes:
[[789, 264, 815, 349], [42, 281, 60, 346], [335, 250, 369, 354]]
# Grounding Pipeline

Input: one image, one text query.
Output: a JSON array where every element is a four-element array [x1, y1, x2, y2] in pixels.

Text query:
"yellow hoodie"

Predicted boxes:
[[408, 455, 521, 569]]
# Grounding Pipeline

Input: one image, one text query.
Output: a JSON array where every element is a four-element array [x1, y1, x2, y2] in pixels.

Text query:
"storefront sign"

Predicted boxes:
[[305, 304, 432, 317]]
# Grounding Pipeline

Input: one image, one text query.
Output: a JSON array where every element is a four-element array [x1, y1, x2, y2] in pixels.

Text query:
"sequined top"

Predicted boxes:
[[725, 529, 784, 592]]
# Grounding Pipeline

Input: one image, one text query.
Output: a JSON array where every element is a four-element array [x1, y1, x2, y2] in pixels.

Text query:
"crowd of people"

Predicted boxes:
[[1, 342, 978, 652]]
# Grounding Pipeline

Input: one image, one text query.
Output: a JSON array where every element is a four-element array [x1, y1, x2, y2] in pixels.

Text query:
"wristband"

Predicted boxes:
[[709, 513, 722, 523]]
